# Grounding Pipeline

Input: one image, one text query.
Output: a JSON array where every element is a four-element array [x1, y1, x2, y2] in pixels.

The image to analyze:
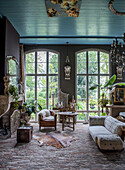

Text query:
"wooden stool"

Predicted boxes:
[[17, 126, 33, 143]]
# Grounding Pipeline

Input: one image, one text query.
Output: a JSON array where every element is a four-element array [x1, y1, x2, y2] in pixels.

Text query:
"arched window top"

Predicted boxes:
[[25, 50, 59, 75], [25, 48, 59, 56], [76, 50, 109, 75], [76, 48, 109, 55]]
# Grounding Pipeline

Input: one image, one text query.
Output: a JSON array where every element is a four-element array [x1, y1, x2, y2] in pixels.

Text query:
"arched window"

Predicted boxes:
[[25, 50, 59, 121], [76, 50, 109, 121]]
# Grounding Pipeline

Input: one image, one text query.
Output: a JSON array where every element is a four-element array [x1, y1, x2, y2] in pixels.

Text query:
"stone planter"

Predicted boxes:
[[21, 112, 31, 125]]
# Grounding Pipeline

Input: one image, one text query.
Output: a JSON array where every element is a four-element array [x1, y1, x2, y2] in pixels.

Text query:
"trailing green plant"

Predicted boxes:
[[18, 102, 36, 116], [9, 84, 17, 95], [9, 84, 19, 109]]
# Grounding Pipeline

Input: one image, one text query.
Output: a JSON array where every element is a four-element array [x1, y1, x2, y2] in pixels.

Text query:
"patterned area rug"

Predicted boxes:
[[33, 131, 75, 148]]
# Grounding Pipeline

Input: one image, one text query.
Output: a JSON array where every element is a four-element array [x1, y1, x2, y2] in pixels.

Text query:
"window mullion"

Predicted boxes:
[[86, 51, 89, 115], [35, 52, 37, 121], [98, 51, 100, 116], [47, 51, 49, 109]]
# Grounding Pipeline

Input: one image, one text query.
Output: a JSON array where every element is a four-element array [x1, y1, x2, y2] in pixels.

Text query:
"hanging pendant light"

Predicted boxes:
[[65, 42, 70, 63]]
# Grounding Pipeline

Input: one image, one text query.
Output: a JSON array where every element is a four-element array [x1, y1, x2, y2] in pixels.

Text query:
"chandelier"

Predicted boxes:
[[110, 33, 125, 79]]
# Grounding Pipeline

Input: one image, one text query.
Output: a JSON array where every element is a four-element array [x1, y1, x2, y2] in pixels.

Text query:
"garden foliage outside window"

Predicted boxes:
[[76, 50, 109, 121], [25, 50, 59, 121]]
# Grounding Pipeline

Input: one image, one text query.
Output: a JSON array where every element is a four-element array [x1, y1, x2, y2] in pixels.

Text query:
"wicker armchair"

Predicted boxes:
[[38, 109, 57, 131]]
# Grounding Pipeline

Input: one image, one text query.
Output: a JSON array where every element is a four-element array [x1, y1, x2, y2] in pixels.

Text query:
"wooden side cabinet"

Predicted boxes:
[[106, 105, 125, 117], [17, 126, 33, 143]]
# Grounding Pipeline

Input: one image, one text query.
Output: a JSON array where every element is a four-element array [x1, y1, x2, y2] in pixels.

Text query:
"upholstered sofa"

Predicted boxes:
[[89, 116, 125, 151], [38, 109, 57, 131]]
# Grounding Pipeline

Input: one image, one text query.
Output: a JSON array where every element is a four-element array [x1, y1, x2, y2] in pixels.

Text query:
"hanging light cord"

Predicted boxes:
[[65, 42, 70, 63]]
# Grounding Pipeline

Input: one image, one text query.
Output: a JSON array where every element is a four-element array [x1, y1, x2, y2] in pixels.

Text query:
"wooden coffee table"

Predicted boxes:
[[58, 112, 78, 131]]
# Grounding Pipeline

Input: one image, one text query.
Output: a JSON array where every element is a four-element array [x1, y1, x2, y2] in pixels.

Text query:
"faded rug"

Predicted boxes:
[[33, 131, 75, 148]]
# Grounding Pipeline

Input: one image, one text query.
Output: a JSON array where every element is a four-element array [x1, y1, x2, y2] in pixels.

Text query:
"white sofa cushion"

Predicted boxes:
[[43, 109, 50, 117], [43, 116, 54, 121], [97, 134, 123, 150], [89, 116, 106, 126], [89, 126, 112, 143], [104, 116, 125, 136], [38, 110, 46, 118]]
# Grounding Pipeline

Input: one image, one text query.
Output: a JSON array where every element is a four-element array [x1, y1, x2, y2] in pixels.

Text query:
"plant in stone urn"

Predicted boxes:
[[19, 102, 36, 126], [8, 84, 19, 109], [89, 98, 97, 109]]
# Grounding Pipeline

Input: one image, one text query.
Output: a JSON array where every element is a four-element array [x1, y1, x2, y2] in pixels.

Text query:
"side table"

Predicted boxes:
[[17, 126, 33, 143], [58, 112, 78, 131]]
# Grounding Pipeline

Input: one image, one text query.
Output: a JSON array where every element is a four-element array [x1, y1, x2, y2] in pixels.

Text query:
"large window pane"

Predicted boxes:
[[88, 76, 98, 110], [76, 50, 109, 120], [100, 52, 109, 74], [26, 52, 35, 62], [77, 52, 86, 74], [100, 76, 109, 94], [37, 76, 46, 109], [26, 63, 35, 74], [88, 51, 98, 74], [26, 76, 35, 100], [77, 112, 87, 121], [49, 52, 58, 74], [37, 63, 46, 74], [26, 52, 35, 74], [49, 76, 58, 109], [37, 51, 46, 62], [25, 50, 59, 121], [37, 51, 46, 74], [77, 76, 86, 110]]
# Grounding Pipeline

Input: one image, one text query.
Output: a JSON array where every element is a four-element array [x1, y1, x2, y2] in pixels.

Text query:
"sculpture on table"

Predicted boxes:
[[3, 75, 10, 95]]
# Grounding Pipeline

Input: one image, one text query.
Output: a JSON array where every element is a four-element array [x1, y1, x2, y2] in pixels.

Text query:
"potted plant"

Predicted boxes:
[[89, 98, 97, 109], [8, 84, 19, 109], [89, 74, 125, 113], [98, 92, 109, 113], [19, 102, 36, 125]]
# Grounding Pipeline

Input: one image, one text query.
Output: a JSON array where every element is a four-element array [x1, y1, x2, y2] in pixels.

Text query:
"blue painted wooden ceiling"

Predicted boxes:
[[0, 0, 125, 44]]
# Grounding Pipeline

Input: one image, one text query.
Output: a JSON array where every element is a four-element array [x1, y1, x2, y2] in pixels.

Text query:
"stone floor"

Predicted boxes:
[[0, 123, 125, 170]]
